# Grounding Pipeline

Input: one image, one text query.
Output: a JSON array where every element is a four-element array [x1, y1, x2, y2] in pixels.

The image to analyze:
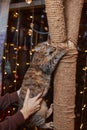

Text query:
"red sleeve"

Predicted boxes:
[[0, 111, 25, 130], [0, 92, 19, 110]]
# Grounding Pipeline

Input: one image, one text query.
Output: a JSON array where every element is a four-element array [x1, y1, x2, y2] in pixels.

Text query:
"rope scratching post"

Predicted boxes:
[[45, 0, 67, 48], [64, 0, 84, 45], [45, 0, 84, 130]]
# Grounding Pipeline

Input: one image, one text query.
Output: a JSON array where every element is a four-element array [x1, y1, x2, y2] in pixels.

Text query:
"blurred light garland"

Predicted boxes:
[[80, 50, 87, 130]]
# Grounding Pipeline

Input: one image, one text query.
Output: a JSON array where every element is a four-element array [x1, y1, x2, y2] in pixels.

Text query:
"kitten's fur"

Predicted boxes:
[[19, 41, 66, 129]]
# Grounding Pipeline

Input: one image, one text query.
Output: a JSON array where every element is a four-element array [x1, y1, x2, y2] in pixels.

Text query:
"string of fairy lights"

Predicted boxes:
[[2, 4, 48, 93], [0, 9, 35, 121], [0, 3, 48, 122], [79, 50, 87, 130], [2, 10, 34, 93]]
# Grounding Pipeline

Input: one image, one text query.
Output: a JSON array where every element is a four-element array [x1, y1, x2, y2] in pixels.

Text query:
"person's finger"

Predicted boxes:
[[28, 88, 31, 94], [34, 105, 41, 112], [35, 104, 41, 108], [36, 98, 43, 104], [24, 89, 30, 102], [34, 92, 43, 100]]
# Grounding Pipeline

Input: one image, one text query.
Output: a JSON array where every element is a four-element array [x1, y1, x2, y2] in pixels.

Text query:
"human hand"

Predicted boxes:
[[20, 89, 42, 120]]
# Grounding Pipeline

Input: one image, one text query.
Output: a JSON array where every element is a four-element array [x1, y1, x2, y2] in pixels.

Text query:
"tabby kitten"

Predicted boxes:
[[19, 41, 67, 129]]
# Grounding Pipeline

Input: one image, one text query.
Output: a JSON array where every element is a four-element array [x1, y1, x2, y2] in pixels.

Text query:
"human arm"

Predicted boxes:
[[0, 81, 19, 110], [0, 89, 42, 130], [0, 111, 24, 130], [0, 92, 19, 110]]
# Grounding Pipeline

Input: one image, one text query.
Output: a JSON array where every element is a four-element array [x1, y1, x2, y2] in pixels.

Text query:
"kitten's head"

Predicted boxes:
[[32, 41, 56, 66]]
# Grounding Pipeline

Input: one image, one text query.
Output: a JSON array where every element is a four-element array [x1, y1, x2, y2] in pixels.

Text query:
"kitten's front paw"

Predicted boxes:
[[40, 122, 54, 129], [47, 122, 54, 129], [50, 103, 53, 110]]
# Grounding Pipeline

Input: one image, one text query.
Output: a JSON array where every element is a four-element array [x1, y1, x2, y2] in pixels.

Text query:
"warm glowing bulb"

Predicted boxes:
[[13, 107, 16, 111], [8, 111, 10, 113], [82, 107, 84, 111], [83, 104, 86, 108], [13, 70, 16, 73], [4, 72, 7, 75], [14, 80, 16, 83], [31, 49, 35, 52], [80, 91, 84, 94], [10, 43, 14, 46], [3, 86, 6, 90], [16, 63, 19, 66], [30, 15, 33, 19], [4, 42, 7, 46], [85, 50, 87, 53], [26, 62, 30, 65], [16, 29, 18, 32], [2, 56, 6, 60], [30, 52, 32, 55], [25, 0, 32, 4], [80, 123, 83, 129]]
